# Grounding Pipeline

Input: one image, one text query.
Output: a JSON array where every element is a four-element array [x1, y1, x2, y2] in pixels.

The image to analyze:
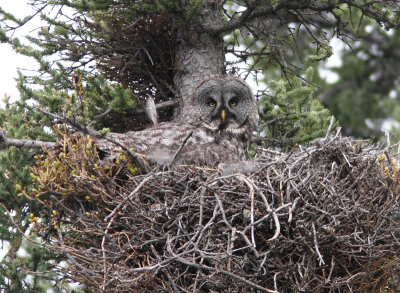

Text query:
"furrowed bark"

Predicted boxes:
[[172, 0, 225, 117]]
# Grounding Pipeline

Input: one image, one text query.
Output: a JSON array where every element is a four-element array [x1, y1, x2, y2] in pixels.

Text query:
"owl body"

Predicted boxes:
[[95, 75, 258, 167]]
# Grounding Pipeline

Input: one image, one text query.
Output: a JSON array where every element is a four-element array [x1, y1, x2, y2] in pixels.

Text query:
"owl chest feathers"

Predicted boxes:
[[142, 123, 247, 165], [99, 121, 248, 166]]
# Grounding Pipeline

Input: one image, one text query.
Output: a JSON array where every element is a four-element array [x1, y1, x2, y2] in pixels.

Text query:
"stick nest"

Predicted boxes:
[[30, 133, 400, 292]]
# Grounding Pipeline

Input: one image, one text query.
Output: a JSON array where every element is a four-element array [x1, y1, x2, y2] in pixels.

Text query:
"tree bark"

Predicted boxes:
[[172, 0, 226, 117]]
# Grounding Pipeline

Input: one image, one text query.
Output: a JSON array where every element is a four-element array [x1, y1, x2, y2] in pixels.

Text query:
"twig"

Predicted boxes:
[[167, 238, 278, 293], [169, 130, 193, 167], [342, 0, 400, 29], [324, 116, 336, 139], [88, 99, 179, 128], [312, 222, 325, 266], [285, 143, 298, 162], [102, 217, 113, 290], [104, 175, 154, 222], [258, 190, 281, 241], [32, 106, 99, 137], [56, 229, 96, 277], [236, 174, 256, 247]]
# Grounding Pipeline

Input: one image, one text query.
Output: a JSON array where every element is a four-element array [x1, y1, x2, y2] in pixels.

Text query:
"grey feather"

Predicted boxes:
[[145, 95, 158, 125]]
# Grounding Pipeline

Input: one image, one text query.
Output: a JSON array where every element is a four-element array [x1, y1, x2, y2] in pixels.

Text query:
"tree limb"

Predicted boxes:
[[341, 0, 400, 29], [0, 131, 57, 150], [209, 2, 337, 35], [209, 1, 399, 35]]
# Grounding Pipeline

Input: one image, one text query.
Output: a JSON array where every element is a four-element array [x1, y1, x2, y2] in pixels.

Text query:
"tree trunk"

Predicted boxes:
[[172, 0, 226, 117]]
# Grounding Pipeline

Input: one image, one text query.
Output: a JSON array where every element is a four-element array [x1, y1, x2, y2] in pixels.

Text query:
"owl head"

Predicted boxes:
[[191, 75, 259, 137]]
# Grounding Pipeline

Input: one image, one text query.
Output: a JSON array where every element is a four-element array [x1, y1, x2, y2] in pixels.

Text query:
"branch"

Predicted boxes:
[[32, 106, 100, 137], [0, 131, 57, 149], [341, 0, 400, 29], [211, 1, 399, 35], [137, 99, 179, 114], [0, 3, 47, 31], [1, 104, 152, 172], [87, 99, 179, 128], [209, 2, 337, 35]]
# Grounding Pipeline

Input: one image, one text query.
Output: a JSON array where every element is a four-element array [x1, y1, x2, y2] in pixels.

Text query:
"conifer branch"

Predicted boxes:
[[32, 106, 100, 137], [342, 0, 400, 29], [209, 1, 399, 35], [209, 2, 337, 35], [0, 130, 56, 149]]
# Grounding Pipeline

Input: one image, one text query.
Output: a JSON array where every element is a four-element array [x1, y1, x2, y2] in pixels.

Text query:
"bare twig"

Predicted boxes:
[[169, 130, 193, 167], [312, 222, 325, 266]]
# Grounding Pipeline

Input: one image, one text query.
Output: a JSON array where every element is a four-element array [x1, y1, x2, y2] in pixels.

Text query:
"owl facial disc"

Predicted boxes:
[[191, 75, 258, 139]]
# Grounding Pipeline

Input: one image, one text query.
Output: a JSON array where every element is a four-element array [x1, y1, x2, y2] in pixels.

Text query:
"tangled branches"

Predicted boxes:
[[30, 133, 400, 292]]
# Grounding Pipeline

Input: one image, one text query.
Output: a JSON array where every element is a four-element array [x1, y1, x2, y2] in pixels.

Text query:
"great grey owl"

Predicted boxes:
[[95, 75, 259, 166]]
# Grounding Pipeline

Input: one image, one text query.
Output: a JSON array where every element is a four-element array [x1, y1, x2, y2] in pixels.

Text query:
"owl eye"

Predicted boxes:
[[229, 97, 238, 107], [207, 99, 217, 107]]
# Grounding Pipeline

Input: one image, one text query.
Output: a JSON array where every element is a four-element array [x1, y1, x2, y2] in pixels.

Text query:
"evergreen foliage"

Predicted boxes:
[[0, 0, 400, 291], [256, 67, 334, 150], [0, 100, 65, 291]]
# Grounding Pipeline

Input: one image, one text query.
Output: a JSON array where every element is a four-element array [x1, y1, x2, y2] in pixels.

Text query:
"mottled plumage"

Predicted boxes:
[[95, 75, 259, 166]]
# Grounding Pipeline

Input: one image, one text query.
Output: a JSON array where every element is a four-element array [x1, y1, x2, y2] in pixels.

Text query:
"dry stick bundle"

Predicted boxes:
[[30, 130, 400, 292]]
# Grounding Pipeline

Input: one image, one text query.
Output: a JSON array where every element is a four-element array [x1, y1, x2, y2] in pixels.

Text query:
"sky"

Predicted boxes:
[[0, 1, 39, 105], [0, 0, 38, 260]]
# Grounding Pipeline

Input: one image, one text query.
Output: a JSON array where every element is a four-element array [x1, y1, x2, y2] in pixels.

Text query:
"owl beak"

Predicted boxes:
[[221, 109, 226, 122]]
